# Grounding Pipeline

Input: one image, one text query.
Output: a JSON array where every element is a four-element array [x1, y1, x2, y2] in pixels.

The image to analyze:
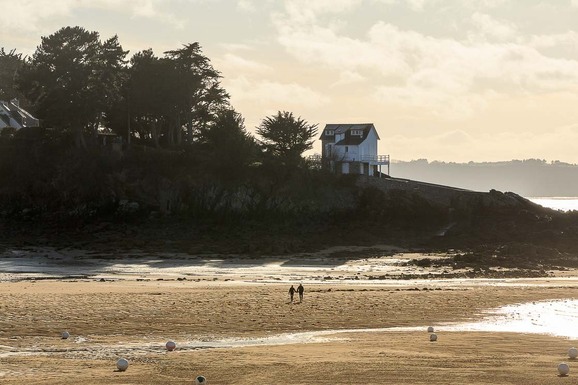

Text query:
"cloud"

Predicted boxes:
[[406, 0, 428, 11], [0, 0, 187, 32], [529, 31, 578, 50], [237, 0, 257, 12], [218, 54, 273, 73], [272, 0, 578, 119], [470, 12, 517, 41], [225, 76, 330, 108], [387, 126, 578, 162], [331, 71, 367, 87], [285, 0, 363, 17]]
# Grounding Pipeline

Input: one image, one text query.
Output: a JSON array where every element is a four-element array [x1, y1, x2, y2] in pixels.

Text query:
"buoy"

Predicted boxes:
[[569, 347, 578, 359], [166, 340, 176, 351], [195, 375, 207, 384], [116, 358, 129, 372], [558, 363, 570, 376], [427, 326, 434, 333], [61, 331, 70, 339], [429, 333, 437, 342]]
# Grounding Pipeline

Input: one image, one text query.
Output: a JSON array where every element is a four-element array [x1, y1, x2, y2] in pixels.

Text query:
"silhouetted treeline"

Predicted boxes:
[[392, 159, 578, 197]]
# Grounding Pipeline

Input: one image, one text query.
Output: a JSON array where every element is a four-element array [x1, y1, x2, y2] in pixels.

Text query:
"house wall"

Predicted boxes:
[[332, 128, 379, 163], [359, 129, 379, 159], [321, 140, 333, 159], [334, 145, 359, 162]]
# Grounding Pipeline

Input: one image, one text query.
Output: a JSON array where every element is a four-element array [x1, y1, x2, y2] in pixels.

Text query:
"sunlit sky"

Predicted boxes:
[[3, 0, 578, 162]]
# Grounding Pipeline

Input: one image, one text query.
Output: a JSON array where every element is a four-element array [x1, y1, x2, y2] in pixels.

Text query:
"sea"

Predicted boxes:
[[527, 197, 578, 212]]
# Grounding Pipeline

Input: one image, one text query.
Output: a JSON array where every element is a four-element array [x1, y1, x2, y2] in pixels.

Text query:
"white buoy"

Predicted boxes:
[[429, 333, 438, 342], [166, 340, 176, 351], [569, 347, 578, 359], [195, 375, 207, 384], [61, 331, 70, 339], [427, 326, 434, 333], [116, 358, 129, 372], [558, 362, 570, 376]]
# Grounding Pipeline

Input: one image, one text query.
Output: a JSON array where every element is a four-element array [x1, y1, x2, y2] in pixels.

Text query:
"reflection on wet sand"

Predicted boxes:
[[2, 299, 576, 360]]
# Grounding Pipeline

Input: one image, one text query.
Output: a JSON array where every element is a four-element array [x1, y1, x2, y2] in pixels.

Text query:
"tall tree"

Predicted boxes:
[[200, 108, 257, 181], [17, 26, 128, 147], [0, 48, 26, 104], [123, 43, 230, 147], [125, 49, 168, 146], [256, 111, 318, 167], [164, 43, 229, 145]]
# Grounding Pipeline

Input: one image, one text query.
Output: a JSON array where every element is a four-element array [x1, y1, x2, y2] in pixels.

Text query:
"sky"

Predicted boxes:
[[3, 0, 578, 162]]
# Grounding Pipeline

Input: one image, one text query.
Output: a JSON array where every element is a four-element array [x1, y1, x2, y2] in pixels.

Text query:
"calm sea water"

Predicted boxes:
[[528, 197, 578, 212]]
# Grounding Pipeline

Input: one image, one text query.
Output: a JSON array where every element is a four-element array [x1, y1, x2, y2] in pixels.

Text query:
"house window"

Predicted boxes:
[[351, 129, 363, 136], [325, 129, 334, 136], [345, 146, 349, 153]]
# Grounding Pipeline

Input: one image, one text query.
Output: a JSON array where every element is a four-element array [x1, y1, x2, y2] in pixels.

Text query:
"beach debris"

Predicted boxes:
[[195, 375, 207, 384], [427, 326, 434, 333], [569, 347, 578, 359], [558, 363, 570, 376], [116, 358, 129, 372], [166, 340, 176, 351], [61, 331, 70, 339], [429, 333, 437, 342]]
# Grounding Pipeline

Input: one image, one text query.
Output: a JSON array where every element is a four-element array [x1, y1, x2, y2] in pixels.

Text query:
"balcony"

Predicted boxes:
[[360, 155, 390, 165]]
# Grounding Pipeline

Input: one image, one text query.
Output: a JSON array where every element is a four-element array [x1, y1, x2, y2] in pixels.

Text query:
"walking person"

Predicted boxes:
[[297, 283, 304, 302], [289, 285, 296, 303]]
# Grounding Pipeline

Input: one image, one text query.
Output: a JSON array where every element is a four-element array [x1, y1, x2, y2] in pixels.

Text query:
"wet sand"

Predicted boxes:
[[2, 277, 578, 384]]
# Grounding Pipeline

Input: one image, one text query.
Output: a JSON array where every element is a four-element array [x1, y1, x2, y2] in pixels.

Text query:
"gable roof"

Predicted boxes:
[[320, 123, 379, 145], [0, 100, 39, 130]]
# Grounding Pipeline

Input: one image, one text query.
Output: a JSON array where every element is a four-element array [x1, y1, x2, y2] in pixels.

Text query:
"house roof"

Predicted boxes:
[[0, 100, 39, 130], [320, 123, 379, 145]]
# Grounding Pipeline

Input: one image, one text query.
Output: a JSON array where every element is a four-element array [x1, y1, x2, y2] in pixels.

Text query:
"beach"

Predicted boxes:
[[1, 249, 578, 384]]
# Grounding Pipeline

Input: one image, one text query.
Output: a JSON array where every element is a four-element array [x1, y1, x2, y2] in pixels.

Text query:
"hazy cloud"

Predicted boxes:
[[237, 0, 257, 12], [388, 126, 578, 162], [226, 76, 330, 108], [273, 0, 578, 119], [331, 71, 367, 87], [218, 54, 273, 73], [470, 12, 517, 41], [0, 0, 187, 31]]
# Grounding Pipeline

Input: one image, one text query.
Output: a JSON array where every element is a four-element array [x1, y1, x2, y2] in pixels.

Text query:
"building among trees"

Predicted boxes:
[[0, 99, 39, 133]]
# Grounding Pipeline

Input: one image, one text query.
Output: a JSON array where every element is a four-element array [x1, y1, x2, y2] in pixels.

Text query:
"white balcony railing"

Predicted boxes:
[[360, 155, 390, 164], [311, 153, 390, 165]]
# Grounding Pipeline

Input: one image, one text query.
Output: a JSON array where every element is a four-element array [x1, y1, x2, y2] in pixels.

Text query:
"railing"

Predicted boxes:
[[310, 154, 390, 164], [361, 155, 390, 164]]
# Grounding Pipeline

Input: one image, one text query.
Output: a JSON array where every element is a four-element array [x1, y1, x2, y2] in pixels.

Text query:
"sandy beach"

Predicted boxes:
[[1, 248, 578, 384]]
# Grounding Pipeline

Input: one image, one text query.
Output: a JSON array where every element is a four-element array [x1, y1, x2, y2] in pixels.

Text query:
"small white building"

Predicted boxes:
[[0, 99, 39, 133], [320, 123, 389, 176]]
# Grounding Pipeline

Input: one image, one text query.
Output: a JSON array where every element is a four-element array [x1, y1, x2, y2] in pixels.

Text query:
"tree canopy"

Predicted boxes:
[[118, 43, 230, 147], [0, 48, 25, 104], [15, 27, 230, 149], [17, 26, 128, 147], [256, 111, 318, 167]]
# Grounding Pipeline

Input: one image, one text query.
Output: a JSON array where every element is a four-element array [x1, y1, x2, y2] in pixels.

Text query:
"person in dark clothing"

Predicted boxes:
[[289, 285, 296, 303], [297, 283, 304, 302]]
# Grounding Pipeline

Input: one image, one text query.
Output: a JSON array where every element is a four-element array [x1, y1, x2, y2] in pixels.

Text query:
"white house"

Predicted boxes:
[[320, 123, 389, 176], [0, 99, 39, 133]]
